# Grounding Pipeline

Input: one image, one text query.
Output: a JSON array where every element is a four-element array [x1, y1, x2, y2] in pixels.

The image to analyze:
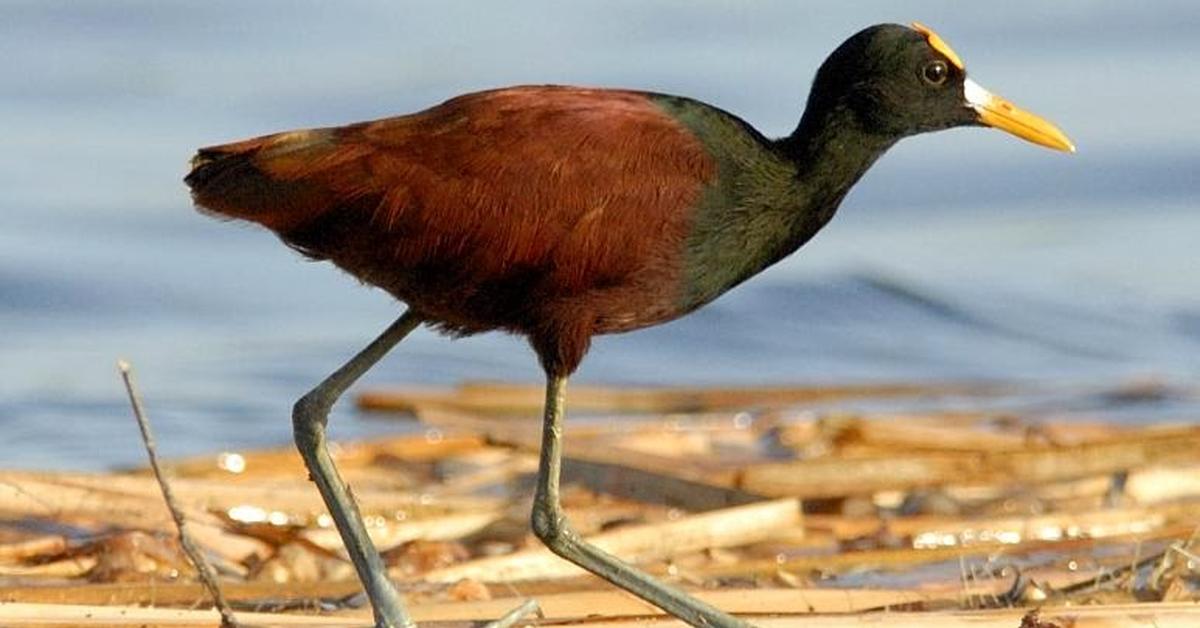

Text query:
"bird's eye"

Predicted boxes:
[[922, 60, 949, 86]]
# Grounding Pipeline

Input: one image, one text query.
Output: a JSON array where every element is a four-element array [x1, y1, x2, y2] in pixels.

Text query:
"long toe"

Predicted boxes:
[[481, 599, 542, 628]]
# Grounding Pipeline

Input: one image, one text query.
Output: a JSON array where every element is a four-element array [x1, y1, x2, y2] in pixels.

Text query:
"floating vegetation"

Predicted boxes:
[[0, 381, 1196, 626]]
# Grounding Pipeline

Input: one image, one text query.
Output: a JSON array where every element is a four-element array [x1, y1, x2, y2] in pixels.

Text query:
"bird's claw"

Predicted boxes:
[[481, 598, 542, 628]]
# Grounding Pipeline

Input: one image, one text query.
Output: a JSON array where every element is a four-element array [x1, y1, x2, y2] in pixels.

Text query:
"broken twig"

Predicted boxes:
[[118, 359, 241, 628]]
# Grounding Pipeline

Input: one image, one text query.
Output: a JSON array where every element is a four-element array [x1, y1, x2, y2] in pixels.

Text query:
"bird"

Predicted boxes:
[[186, 22, 1072, 628]]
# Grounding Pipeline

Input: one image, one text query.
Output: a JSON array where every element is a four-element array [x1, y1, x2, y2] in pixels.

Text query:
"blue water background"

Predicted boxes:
[[1, 1, 1197, 469]]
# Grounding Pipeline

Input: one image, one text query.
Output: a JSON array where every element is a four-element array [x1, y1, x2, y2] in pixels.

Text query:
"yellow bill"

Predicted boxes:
[[964, 78, 1075, 153]]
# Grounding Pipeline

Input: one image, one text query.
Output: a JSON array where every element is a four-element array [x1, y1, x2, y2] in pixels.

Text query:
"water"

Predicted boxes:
[[1, 1, 1197, 470]]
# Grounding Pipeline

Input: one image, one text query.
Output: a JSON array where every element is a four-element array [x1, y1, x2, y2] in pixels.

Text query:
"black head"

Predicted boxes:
[[804, 23, 1074, 151]]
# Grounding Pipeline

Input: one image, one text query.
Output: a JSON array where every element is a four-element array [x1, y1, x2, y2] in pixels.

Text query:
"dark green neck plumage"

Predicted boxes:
[[780, 103, 897, 214], [652, 94, 895, 312]]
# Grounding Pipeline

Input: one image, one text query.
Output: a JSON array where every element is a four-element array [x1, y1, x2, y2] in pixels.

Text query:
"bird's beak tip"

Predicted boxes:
[[964, 78, 1076, 154]]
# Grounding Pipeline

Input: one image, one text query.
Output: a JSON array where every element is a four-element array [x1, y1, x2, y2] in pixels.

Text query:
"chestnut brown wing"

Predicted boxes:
[[188, 86, 717, 335]]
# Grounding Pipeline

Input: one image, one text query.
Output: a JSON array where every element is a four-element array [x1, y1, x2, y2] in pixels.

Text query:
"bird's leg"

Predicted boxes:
[[292, 311, 540, 628], [530, 374, 754, 628], [292, 311, 422, 628]]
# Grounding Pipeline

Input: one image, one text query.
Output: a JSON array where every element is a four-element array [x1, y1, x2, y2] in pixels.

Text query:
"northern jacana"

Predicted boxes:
[[187, 23, 1073, 628]]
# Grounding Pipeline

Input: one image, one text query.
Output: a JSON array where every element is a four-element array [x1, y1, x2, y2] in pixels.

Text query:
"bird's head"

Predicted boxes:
[[806, 22, 1074, 153]]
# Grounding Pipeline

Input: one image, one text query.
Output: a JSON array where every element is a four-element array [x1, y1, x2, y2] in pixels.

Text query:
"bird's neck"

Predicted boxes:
[[670, 97, 895, 313], [780, 103, 897, 214]]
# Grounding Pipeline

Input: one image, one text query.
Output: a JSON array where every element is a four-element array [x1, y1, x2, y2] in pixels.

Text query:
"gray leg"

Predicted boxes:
[[292, 311, 541, 628], [530, 374, 754, 628], [293, 311, 423, 628]]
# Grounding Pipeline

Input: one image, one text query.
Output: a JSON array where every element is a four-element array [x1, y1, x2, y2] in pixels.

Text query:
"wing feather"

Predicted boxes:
[[188, 85, 716, 306]]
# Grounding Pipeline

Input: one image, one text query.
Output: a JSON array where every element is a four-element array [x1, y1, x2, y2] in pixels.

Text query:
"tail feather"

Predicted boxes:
[[185, 129, 341, 232]]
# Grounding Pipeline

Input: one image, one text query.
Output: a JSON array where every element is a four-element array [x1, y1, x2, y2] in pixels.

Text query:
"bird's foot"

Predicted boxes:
[[481, 598, 542, 628], [369, 597, 539, 628]]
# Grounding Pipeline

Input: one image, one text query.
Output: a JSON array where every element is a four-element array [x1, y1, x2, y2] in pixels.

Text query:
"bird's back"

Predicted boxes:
[[188, 86, 728, 343]]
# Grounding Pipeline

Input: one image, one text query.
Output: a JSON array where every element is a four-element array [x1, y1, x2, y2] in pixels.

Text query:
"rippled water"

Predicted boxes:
[[1, 2, 1197, 469]]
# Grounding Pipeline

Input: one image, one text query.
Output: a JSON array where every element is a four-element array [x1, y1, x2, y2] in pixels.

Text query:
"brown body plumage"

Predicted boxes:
[[188, 86, 718, 372]]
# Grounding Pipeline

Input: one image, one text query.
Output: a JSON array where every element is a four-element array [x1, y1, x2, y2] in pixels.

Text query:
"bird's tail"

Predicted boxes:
[[185, 128, 340, 232]]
